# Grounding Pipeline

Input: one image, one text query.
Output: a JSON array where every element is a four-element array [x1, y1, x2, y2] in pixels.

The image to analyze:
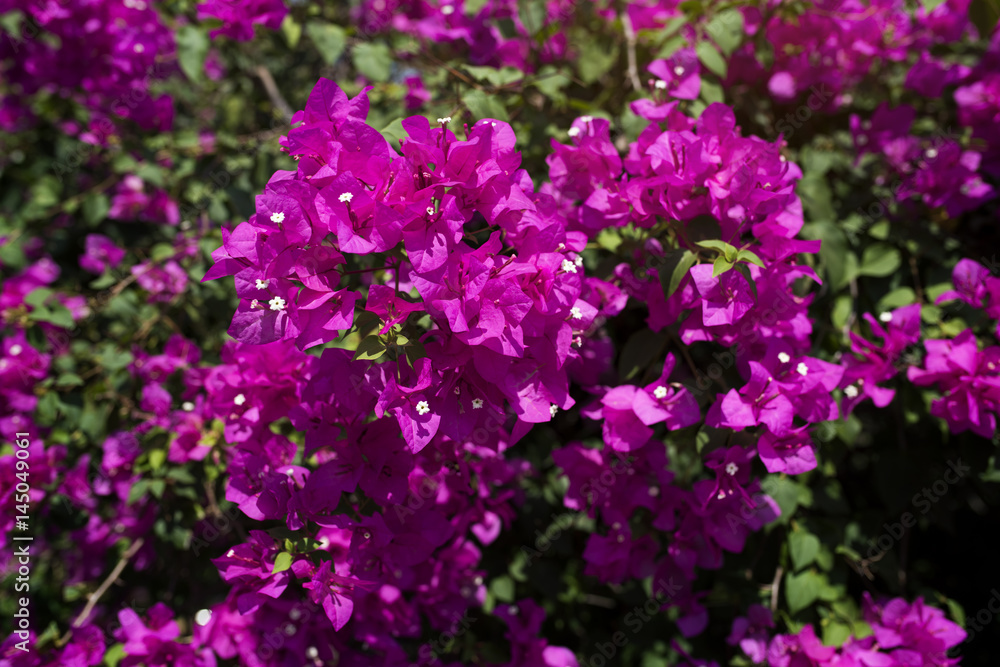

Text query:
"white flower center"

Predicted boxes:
[[182, 401, 195, 411], [567, 127, 581, 138], [9, 344, 22, 356], [844, 385, 859, 398], [653, 386, 668, 399], [550, 404, 558, 417], [338, 192, 353, 203], [796, 362, 809, 376], [561, 259, 577, 274], [570, 306, 583, 320], [674, 65, 685, 76], [270, 212, 285, 223], [195, 609, 212, 626], [416, 400, 430, 415], [269, 296, 286, 311], [226, 549, 235, 557], [777, 352, 790, 363], [437, 116, 452, 124], [925, 148, 938, 159], [250, 299, 259, 309], [426, 206, 435, 215], [234, 393, 246, 406], [256, 278, 269, 290], [133, 43, 144, 53], [441, 4, 455, 14], [654, 79, 668, 90], [579, 116, 593, 123], [879, 312, 892, 323], [725, 462, 738, 475], [472, 398, 484, 409]]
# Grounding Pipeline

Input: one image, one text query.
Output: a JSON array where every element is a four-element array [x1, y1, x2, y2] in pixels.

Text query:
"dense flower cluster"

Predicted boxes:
[[0, 0, 176, 135], [730, 594, 967, 666], [3, 1, 1000, 666]]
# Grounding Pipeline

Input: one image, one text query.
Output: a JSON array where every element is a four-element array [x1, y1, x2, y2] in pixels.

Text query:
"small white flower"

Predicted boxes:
[[777, 352, 791, 363], [725, 462, 739, 475], [195, 609, 213, 626], [226, 549, 235, 557], [338, 192, 353, 203], [574, 255, 584, 267], [654, 79, 668, 90], [441, 4, 455, 14], [570, 306, 583, 320], [844, 385, 859, 398], [234, 393, 247, 406], [182, 401, 195, 412], [717, 490, 727, 500], [9, 344, 22, 357], [306, 647, 319, 660], [879, 311, 893, 323], [579, 115, 593, 123], [673, 65, 685, 76], [561, 259, 577, 273], [857, 134, 869, 146], [289, 608, 302, 620], [472, 398, 484, 409], [269, 296, 286, 311], [779, 155, 787, 162], [925, 148, 938, 159], [270, 212, 285, 223], [648, 486, 660, 497], [454, 386, 461, 395], [133, 43, 145, 53], [653, 386, 668, 399], [426, 206, 435, 215], [550, 404, 558, 417], [416, 400, 430, 415], [568, 126, 581, 138], [250, 299, 259, 309], [796, 362, 809, 376], [255, 278, 269, 290], [437, 116, 452, 124]]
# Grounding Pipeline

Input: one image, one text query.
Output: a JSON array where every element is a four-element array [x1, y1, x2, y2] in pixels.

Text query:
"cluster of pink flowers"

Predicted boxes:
[[197, 0, 288, 42], [352, 0, 574, 69], [729, 594, 967, 666], [0, 0, 176, 135]]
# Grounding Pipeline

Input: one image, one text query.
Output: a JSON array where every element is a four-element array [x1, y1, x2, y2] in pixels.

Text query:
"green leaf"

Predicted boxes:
[[464, 65, 524, 87], [578, 42, 619, 84], [462, 89, 509, 122], [694, 239, 736, 258], [176, 25, 208, 83], [149, 449, 166, 472], [705, 8, 744, 56], [127, 480, 150, 505], [736, 249, 765, 267], [789, 531, 821, 571], [517, 0, 546, 35], [148, 479, 166, 499], [664, 250, 698, 297], [272, 551, 293, 574], [353, 334, 387, 362], [103, 643, 126, 667], [307, 22, 346, 66], [858, 243, 901, 277], [822, 621, 852, 647], [785, 570, 823, 614], [82, 194, 110, 224], [695, 40, 727, 77], [712, 255, 734, 277], [969, 0, 1000, 39], [491, 575, 516, 602], [282, 14, 303, 48], [734, 263, 758, 302], [618, 329, 666, 381], [352, 42, 393, 82]]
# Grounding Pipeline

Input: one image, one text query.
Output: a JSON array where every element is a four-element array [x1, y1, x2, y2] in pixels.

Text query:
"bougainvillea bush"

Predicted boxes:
[[3, 0, 1000, 665]]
